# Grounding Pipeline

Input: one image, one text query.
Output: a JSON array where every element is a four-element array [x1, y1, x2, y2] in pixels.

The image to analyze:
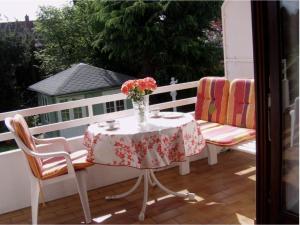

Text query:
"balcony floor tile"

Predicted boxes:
[[0, 150, 255, 224]]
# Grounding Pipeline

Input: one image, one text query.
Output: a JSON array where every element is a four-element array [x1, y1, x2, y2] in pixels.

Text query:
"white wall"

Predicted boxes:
[[222, 0, 254, 80], [0, 136, 207, 214]]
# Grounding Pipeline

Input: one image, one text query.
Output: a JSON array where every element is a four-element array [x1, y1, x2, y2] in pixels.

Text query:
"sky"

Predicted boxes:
[[0, 0, 71, 22]]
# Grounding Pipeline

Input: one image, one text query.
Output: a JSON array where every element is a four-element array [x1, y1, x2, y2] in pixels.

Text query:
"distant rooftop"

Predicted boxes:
[[0, 15, 33, 32], [28, 63, 135, 96]]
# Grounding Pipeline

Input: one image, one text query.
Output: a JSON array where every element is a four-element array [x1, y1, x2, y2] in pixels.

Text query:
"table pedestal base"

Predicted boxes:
[[105, 169, 195, 221]]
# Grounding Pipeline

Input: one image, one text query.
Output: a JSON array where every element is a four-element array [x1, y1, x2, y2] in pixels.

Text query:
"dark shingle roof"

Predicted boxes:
[[28, 63, 135, 96]]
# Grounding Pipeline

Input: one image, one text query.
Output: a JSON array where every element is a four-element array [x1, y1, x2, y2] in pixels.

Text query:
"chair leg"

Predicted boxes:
[[75, 170, 92, 224], [31, 179, 40, 225], [207, 145, 218, 165]]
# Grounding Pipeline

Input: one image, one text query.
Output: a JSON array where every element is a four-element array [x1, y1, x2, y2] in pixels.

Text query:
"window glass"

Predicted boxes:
[[116, 100, 125, 111], [280, 0, 299, 215], [74, 107, 83, 119], [61, 110, 70, 121], [60, 99, 70, 121], [106, 101, 115, 113]]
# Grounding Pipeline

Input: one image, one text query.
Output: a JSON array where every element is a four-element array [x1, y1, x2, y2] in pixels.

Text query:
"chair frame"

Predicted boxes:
[[5, 117, 91, 225]]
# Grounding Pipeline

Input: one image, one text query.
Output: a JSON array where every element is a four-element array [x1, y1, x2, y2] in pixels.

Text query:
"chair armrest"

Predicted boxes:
[[11, 131, 76, 175], [28, 150, 75, 175], [33, 137, 71, 153]]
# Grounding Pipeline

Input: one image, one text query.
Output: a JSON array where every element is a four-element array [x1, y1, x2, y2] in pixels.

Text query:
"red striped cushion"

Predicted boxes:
[[12, 114, 43, 179], [41, 149, 93, 180], [195, 77, 229, 124], [201, 125, 256, 146], [227, 79, 256, 129]]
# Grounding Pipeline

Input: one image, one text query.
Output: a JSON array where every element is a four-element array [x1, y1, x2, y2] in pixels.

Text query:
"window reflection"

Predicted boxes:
[[280, 0, 299, 215]]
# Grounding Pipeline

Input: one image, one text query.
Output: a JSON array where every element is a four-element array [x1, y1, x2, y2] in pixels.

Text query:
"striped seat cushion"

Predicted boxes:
[[197, 120, 221, 130], [227, 79, 256, 129], [195, 77, 229, 124], [201, 125, 256, 146], [12, 114, 43, 179], [41, 149, 93, 180]]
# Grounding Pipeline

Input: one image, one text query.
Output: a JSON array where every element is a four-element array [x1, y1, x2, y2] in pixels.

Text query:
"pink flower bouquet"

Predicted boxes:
[[121, 77, 157, 102]]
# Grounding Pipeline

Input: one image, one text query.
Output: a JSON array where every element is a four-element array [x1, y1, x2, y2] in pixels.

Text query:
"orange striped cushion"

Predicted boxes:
[[202, 125, 256, 146], [195, 77, 229, 124], [227, 79, 256, 129], [41, 149, 93, 180], [197, 120, 221, 130], [12, 114, 43, 179]]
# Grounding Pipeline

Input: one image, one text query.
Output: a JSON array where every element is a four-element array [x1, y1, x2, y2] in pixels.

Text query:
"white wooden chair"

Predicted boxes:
[[5, 114, 93, 225]]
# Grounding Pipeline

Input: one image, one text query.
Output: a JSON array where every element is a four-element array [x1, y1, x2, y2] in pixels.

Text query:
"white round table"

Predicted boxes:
[[83, 112, 205, 220]]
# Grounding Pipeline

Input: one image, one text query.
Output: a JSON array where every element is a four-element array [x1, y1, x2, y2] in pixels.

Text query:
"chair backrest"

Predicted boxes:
[[226, 79, 256, 129], [5, 114, 42, 179], [195, 77, 230, 124]]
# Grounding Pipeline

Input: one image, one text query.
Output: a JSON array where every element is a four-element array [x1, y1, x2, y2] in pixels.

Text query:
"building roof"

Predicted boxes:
[[0, 15, 34, 33], [28, 63, 135, 96]]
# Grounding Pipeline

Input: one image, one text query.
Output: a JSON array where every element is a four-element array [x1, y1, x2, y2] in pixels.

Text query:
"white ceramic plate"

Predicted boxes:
[[162, 112, 184, 119]]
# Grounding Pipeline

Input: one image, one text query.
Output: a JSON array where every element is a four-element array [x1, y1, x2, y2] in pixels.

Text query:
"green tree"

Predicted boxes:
[[34, 1, 96, 75], [92, 0, 223, 84], [0, 32, 22, 112], [0, 25, 39, 112], [35, 0, 223, 83]]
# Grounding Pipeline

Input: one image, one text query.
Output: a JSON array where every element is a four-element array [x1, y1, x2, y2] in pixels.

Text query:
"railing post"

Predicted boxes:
[[88, 105, 93, 119], [170, 77, 178, 112]]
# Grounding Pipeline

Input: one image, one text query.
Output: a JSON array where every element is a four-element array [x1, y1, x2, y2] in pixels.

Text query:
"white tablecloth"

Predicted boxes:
[[83, 113, 205, 169]]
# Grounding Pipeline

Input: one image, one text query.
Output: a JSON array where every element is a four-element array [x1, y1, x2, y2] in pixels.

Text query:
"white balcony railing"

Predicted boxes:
[[0, 81, 204, 215], [0, 81, 198, 142]]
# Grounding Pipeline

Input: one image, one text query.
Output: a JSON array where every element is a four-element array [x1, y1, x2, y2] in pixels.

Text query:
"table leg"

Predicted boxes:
[[138, 170, 149, 221], [105, 169, 195, 221], [150, 170, 195, 200], [105, 174, 143, 200], [147, 170, 156, 187]]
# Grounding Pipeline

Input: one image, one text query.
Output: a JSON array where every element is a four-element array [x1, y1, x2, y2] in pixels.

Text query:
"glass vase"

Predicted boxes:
[[132, 95, 149, 125]]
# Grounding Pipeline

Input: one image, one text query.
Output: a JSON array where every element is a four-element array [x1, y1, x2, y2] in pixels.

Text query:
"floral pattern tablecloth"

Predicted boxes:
[[83, 113, 206, 169]]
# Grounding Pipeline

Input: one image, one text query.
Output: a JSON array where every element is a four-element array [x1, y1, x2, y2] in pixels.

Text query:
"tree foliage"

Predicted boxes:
[[0, 25, 40, 112], [35, 1, 96, 75], [35, 0, 223, 84], [92, 1, 223, 83]]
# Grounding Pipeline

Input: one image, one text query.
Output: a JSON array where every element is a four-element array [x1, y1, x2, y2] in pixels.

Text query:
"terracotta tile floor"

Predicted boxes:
[[0, 150, 256, 224]]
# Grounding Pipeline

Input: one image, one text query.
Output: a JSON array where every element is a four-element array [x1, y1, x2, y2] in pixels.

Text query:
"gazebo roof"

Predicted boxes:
[[28, 63, 134, 96]]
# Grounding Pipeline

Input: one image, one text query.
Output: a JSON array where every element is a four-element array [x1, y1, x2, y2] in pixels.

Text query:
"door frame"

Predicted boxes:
[[251, 1, 271, 223], [252, 1, 299, 223]]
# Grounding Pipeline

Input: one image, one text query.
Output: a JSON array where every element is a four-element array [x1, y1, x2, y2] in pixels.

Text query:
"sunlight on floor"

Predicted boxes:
[[114, 209, 127, 215], [206, 201, 224, 206], [146, 189, 205, 206], [248, 174, 256, 181], [147, 199, 156, 205], [157, 194, 174, 201], [235, 213, 255, 224], [235, 166, 256, 175], [92, 214, 112, 223]]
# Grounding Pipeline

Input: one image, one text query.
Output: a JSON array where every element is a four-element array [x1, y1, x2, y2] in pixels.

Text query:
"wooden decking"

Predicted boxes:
[[0, 151, 256, 224]]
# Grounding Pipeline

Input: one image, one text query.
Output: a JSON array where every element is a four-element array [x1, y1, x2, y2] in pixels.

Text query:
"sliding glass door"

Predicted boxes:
[[279, 0, 299, 218], [252, 1, 299, 223]]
